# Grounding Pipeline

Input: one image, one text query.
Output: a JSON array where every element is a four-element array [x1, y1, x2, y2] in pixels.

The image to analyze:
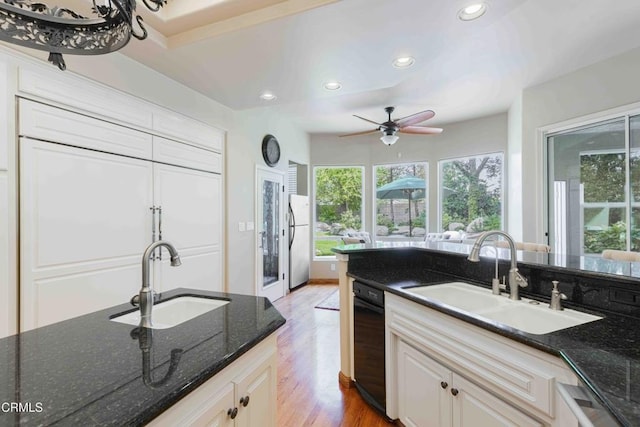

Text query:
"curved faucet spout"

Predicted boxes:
[[138, 240, 182, 328], [467, 230, 528, 300]]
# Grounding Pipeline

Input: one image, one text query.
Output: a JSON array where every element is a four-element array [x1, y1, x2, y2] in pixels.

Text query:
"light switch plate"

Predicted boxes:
[[238, 222, 246, 232], [246, 222, 255, 231]]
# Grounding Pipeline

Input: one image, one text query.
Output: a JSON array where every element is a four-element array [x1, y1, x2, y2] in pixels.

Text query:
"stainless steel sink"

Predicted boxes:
[[403, 282, 602, 334], [111, 296, 229, 329]]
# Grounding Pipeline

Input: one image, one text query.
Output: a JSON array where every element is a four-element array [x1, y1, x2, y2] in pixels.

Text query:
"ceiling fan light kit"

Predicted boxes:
[[380, 133, 399, 146], [341, 105, 443, 145]]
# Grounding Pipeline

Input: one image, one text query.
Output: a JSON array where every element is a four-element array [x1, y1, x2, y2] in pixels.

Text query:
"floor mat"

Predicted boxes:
[[314, 290, 340, 311]]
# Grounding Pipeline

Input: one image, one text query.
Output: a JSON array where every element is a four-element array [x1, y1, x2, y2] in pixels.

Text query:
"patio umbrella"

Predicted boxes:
[[376, 175, 426, 237]]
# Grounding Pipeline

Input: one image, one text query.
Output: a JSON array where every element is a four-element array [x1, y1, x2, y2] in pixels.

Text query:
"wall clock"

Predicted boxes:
[[262, 134, 281, 167]]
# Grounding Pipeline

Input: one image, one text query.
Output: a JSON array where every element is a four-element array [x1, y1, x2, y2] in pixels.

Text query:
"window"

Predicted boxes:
[[374, 162, 428, 240], [548, 117, 640, 255], [439, 153, 503, 233], [313, 166, 364, 257]]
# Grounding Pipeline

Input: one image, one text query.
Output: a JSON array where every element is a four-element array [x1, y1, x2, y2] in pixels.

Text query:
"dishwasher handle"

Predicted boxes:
[[353, 296, 384, 315]]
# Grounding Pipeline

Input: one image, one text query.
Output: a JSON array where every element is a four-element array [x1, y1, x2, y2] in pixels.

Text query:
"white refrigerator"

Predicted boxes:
[[288, 194, 310, 289]]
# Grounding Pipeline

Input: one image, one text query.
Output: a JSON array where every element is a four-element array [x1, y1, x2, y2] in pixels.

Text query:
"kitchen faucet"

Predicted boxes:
[[467, 231, 528, 300], [131, 240, 182, 328]]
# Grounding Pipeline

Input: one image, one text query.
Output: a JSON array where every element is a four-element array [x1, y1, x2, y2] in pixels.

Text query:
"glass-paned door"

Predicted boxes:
[[257, 168, 285, 302], [548, 119, 626, 255]]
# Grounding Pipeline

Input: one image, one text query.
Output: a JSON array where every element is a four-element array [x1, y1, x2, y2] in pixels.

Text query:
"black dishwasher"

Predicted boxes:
[[353, 280, 386, 415]]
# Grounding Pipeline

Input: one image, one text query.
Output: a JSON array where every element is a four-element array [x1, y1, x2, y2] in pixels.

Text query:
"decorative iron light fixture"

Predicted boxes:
[[0, 0, 167, 71]]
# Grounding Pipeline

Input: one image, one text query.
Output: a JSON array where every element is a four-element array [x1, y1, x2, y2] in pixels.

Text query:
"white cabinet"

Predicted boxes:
[[397, 339, 542, 427], [452, 375, 543, 427], [19, 138, 153, 330], [148, 334, 277, 427], [397, 339, 452, 427], [233, 347, 277, 427], [153, 163, 222, 293], [19, 127, 224, 329], [152, 109, 224, 153], [386, 293, 579, 427], [19, 99, 153, 160], [152, 136, 222, 173]]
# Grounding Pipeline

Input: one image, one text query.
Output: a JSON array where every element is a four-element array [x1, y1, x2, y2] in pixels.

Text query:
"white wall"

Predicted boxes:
[[516, 47, 640, 243], [310, 113, 508, 279], [227, 108, 310, 295]]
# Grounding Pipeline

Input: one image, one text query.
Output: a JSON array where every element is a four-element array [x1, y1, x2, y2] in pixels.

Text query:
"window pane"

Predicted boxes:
[[439, 153, 503, 234], [548, 119, 626, 255], [581, 152, 625, 203], [375, 163, 428, 240], [314, 167, 363, 257], [631, 115, 640, 251]]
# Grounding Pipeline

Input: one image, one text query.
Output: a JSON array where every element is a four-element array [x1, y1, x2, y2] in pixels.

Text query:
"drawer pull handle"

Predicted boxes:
[[227, 407, 238, 419], [240, 395, 250, 407], [451, 388, 459, 396], [440, 381, 448, 389]]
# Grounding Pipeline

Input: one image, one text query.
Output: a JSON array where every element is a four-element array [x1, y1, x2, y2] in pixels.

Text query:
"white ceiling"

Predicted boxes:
[[111, 0, 640, 134]]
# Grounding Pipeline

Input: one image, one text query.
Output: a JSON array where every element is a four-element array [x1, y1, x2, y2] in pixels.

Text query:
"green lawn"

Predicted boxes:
[[315, 239, 341, 256]]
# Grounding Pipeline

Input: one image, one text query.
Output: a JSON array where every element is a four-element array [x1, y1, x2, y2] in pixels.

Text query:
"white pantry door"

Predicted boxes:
[[256, 168, 285, 302]]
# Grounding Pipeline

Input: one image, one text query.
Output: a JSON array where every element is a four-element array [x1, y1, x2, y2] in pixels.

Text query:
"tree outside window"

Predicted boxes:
[[313, 166, 363, 257], [439, 153, 503, 234]]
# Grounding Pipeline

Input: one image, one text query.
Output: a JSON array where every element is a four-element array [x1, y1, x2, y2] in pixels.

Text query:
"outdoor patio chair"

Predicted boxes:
[[495, 240, 551, 253], [602, 249, 640, 262]]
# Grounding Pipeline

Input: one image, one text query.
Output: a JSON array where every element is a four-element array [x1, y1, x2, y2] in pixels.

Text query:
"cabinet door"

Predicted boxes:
[[148, 381, 235, 427], [153, 163, 222, 292], [452, 375, 543, 427], [19, 138, 153, 330], [234, 351, 277, 427], [397, 339, 452, 427]]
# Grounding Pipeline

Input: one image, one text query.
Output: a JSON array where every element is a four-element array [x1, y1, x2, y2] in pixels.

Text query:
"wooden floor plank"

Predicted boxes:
[[273, 285, 395, 427]]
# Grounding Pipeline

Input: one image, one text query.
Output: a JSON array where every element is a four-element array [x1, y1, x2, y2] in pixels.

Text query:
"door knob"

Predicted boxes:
[[440, 381, 448, 389]]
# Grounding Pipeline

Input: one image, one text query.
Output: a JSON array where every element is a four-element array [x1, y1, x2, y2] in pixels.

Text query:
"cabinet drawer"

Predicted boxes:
[[153, 136, 221, 173], [19, 99, 152, 159], [152, 109, 224, 152], [386, 293, 559, 418]]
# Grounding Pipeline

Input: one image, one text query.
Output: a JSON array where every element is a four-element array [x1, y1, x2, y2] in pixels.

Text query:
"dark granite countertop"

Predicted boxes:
[[0, 288, 286, 426], [346, 265, 639, 426]]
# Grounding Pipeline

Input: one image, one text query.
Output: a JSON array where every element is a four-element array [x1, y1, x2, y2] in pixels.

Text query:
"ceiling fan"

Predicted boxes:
[[341, 106, 443, 146]]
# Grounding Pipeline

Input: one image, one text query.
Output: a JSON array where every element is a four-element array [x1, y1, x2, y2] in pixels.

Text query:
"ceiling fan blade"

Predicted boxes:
[[339, 128, 380, 137], [399, 126, 443, 135], [353, 114, 383, 126], [396, 110, 436, 128]]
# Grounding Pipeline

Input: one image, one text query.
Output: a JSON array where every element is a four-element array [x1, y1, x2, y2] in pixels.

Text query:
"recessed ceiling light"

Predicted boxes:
[[324, 81, 342, 91], [458, 3, 487, 21], [393, 56, 415, 68], [259, 91, 277, 101]]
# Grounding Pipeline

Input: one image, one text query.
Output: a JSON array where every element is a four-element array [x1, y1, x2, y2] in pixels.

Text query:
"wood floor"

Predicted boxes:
[[273, 284, 395, 427]]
